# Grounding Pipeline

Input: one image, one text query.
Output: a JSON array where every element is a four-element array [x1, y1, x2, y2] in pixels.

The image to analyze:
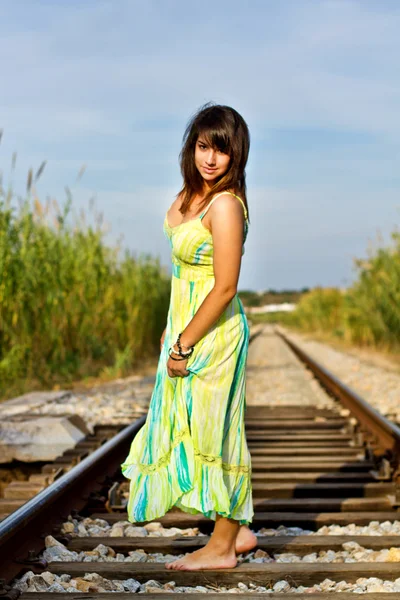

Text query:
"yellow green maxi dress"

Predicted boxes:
[[121, 192, 253, 525]]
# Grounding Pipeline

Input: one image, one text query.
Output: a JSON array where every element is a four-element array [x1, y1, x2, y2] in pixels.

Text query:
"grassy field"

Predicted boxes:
[[0, 158, 170, 401]]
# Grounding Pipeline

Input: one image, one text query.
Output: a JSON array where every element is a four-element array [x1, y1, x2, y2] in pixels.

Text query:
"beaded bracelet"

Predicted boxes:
[[169, 344, 194, 359], [176, 332, 194, 357], [174, 345, 193, 358], [168, 347, 189, 361]]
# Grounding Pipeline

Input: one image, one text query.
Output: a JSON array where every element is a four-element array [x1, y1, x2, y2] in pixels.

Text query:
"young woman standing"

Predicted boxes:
[[121, 102, 256, 570]]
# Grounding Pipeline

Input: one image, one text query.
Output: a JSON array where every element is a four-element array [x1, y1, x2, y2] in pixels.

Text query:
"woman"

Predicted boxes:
[[121, 102, 256, 570]]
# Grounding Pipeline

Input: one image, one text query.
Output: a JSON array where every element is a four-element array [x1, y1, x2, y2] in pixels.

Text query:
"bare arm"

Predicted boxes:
[[179, 194, 245, 349]]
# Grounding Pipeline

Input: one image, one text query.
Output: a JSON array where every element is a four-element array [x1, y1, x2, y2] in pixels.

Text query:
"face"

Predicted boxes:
[[194, 136, 231, 187]]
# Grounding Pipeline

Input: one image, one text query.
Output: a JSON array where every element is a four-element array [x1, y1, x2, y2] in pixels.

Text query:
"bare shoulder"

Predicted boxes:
[[210, 192, 245, 220]]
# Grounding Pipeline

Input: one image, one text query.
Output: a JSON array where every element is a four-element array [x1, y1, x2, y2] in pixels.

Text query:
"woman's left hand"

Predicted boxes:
[[167, 354, 190, 378]]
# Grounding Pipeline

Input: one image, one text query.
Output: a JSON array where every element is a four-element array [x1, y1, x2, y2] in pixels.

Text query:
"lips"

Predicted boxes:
[[203, 167, 217, 172]]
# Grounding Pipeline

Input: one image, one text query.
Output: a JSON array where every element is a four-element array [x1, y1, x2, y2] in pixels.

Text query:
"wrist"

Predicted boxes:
[[179, 333, 194, 349], [168, 344, 190, 361], [172, 342, 192, 357], [171, 333, 195, 359], [171, 343, 183, 355]]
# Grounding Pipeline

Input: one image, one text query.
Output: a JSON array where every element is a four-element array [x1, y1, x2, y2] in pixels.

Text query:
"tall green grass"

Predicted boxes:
[[282, 287, 345, 334], [275, 228, 400, 353], [343, 231, 400, 348], [0, 150, 170, 399]]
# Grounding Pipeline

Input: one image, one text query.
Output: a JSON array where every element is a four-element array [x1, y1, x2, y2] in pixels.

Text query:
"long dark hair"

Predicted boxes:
[[176, 102, 250, 222]]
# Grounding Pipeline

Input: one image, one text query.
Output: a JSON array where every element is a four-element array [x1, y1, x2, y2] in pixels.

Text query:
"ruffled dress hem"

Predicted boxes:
[[121, 430, 253, 526]]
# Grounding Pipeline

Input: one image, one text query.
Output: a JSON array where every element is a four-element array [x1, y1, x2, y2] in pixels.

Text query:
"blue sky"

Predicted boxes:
[[1, 0, 399, 291]]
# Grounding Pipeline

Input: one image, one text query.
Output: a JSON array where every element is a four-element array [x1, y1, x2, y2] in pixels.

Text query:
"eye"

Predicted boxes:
[[199, 143, 206, 149]]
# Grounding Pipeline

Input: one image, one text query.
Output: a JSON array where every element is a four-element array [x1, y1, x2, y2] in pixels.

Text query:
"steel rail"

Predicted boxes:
[[0, 415, 146, 577], [276, 327, 400, 467]]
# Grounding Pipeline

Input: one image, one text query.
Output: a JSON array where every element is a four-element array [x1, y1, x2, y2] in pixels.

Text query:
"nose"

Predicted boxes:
[[206, 149, 217, 165]]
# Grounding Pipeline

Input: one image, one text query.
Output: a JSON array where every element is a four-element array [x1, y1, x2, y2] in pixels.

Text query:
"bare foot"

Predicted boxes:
[[165, 544, 237, 571], [235, 525, 258, 554]]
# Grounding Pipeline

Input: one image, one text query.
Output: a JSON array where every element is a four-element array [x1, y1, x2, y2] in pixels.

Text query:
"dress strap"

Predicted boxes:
[[200, 192, 248, 221]]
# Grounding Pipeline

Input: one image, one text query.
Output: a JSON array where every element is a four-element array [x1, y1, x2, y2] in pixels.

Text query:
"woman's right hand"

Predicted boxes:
[[160, 327, 167, 351]]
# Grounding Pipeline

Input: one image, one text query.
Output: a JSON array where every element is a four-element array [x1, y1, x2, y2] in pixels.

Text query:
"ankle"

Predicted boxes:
[[208, 537, 236, 555]]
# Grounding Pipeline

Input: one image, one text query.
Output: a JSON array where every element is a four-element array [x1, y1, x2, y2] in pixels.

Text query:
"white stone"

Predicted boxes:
[[320, 578, 336, 591], [0, 415, 89, 463], [144, 579, 163, 591], [43, 546, 79, 562], [40, 572, 55, 585], [237, 582, 248, 590], [122, 579, 141, 592], [125, 525, 148, 536], [273, 580, 290, 592], [302, 552, 317, 562], [47, 583, 67, 593], [77, 523, 88, 535], [44, 535, 65, 548], [61, 522, 75, 534]]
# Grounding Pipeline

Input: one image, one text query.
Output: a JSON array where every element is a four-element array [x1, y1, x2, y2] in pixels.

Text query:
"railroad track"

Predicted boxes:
[[0, 386, 149, 522], [1, 327, 400, 597], [0, 423, 135, 522]]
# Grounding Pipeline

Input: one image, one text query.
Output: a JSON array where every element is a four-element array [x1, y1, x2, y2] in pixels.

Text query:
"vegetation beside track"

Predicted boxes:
[[250, 227, 400, 361], [0, 156, 170, 400]]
